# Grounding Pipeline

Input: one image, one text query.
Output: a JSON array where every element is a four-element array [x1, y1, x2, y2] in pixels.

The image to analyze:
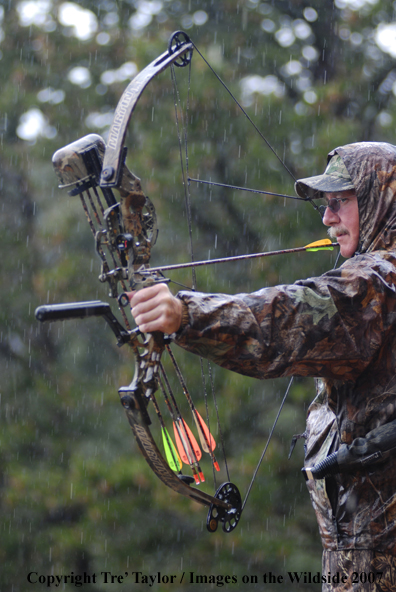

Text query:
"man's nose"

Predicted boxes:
[[322, 205, 340, 225]]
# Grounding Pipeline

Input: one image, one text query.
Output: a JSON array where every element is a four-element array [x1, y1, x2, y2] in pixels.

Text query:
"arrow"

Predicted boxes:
[[165, 345, 221, 472], [141, 240, 338, 274]]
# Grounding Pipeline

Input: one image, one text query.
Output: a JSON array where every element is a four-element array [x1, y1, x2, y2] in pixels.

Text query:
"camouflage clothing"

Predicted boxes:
[[174, 143, 396, 575], [322, 550, 396, 591]]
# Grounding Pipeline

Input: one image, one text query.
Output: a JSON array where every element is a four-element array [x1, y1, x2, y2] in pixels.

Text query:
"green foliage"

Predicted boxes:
[[2, 0, 396, 590]]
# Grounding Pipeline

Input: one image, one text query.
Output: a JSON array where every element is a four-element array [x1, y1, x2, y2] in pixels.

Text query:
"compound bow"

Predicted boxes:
[[36, 32, 245, 534], [35, 31, 328, 534]]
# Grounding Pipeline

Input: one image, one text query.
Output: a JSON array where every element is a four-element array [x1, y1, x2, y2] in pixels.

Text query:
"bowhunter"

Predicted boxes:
[[130, 142, 396, 591]]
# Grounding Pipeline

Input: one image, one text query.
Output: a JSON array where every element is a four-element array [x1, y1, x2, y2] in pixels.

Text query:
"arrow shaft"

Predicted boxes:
[[144, 243, 338, 273]]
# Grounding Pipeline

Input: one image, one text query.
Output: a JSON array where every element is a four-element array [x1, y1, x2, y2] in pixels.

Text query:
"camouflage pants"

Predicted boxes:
[[322, 550, 396, 591]]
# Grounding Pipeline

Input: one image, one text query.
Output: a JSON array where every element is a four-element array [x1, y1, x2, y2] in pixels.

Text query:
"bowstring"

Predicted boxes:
[[190, 42, 297, 184], [188, 39, 341, 514], [169, 37, 338, 516], [170, 60, 230, 487], [189, 41, 324, 218], [188, 179, 306, 201], [180, 39, 299, 505]]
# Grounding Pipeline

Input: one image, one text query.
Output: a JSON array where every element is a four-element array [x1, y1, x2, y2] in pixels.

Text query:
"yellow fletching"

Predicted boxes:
[[305, 238, 333, 252]]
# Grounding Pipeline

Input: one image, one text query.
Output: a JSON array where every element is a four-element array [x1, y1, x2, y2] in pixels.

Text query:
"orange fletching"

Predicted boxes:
[[173, 419, 202, 466], [193, 410, 216, 453]]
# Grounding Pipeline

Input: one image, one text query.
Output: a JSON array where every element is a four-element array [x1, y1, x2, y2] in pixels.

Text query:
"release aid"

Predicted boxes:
[[302, 419, 396, 480]]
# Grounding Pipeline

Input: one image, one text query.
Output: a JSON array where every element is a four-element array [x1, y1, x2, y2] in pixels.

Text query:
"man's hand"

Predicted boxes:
[[128, 283, 183, 334]]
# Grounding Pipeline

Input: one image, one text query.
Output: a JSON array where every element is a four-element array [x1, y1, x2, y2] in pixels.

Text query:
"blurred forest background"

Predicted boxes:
[[2, 0, 396, 590]]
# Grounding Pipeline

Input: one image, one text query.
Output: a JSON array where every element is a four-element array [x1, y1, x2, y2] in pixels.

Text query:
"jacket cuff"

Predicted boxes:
[[179, 299, 190, 330]]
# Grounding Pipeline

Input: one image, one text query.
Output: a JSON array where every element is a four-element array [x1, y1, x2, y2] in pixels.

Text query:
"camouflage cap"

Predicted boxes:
[[295, 154, 355, 199]]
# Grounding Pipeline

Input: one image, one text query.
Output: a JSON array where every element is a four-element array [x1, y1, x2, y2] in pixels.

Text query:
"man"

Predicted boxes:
[[130, 142, 396, 590]]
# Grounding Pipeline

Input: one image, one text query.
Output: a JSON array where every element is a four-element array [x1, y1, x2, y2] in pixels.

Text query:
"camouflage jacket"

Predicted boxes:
[[174, 142, 396, 554]]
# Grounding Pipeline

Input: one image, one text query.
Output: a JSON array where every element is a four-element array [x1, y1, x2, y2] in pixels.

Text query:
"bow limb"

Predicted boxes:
[[120, 358, 241, 534], [100, 32, 193, 189]]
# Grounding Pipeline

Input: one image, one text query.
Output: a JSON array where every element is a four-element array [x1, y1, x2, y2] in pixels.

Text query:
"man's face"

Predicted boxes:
[[322, 190, 360, 258]]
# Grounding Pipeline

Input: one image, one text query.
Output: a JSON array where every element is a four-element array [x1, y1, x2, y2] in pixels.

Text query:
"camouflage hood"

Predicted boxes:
[[329, 142, 396, 255]]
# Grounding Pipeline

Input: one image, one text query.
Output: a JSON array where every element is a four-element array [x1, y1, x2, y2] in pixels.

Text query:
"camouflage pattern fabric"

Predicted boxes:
[[322, 550, 396, 591], [174, 143, 396, 571]]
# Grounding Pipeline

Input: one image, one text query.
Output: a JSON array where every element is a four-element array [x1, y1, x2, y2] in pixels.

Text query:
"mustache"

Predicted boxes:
[[327, 226, 349, 239]]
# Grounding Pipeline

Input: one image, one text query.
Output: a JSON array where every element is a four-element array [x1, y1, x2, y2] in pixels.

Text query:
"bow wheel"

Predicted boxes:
[[207, 482, 242, 533], [168, 30, 193, 67]]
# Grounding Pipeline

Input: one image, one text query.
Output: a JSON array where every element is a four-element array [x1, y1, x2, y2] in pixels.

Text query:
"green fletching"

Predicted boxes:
[[306, 246, 334, 252], [162, 428, 182, 472]]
